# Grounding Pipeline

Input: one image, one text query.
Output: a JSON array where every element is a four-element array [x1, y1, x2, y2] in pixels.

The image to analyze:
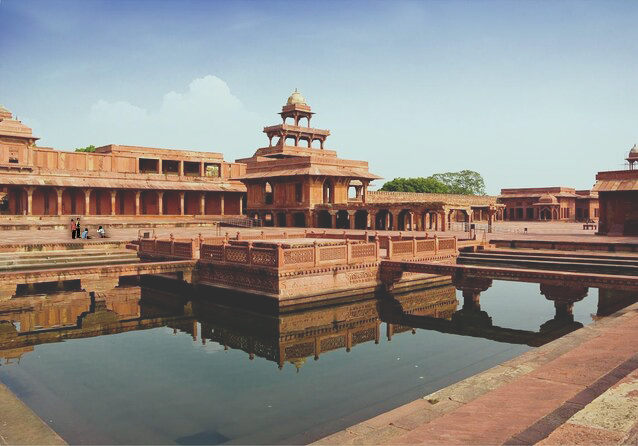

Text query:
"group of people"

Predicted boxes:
[[70, 218, 106, 239]]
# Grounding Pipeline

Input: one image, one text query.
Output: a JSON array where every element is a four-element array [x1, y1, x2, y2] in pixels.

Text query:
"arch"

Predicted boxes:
[[311, 139, 322, 149], [263, 212, 274, 227], [336, 210, 349, 229], [539, 208, 551, 220], [89, 189, 111, 215], [163, 191, 181, 215], [62, 188, 84, 215], [298, 138, 310, 148], [285, 136, 297, 147], [375, 209, 393, 231], [264, 182, 274, 205], [7, 187, 26, 215], [32, 187, 57, 215], [115, 190, 136, 215], [284, 116, 295, 126], [205, 193, 222, 215], [298, 116, 310, 127], [276, 212, 287, 227], [293, 212, 306, 228], [323, 180, 334, 204], [317, 210, 332, 228], [552, 208, 559, 220], [140, 190, 159, 215], [355, 210, 368, 230], [184, 191, 200, 215]]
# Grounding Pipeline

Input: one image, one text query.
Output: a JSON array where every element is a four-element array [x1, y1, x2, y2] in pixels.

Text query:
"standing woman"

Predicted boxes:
[[76, 218, 81, 239], [70, 219, 76, 239]]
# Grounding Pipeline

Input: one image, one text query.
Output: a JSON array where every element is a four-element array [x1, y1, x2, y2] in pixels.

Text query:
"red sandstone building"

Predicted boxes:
[[237, 91, 501, 230], [499, 187, 599, 222], [593, 145, 638, 235], [0, 105, 245, 219]]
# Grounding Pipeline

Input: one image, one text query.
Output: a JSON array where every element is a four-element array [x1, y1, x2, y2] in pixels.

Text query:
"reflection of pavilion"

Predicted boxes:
[[0, 286, 194, 365], [378, 276, 604, 347], [194, 283, 458, 370]]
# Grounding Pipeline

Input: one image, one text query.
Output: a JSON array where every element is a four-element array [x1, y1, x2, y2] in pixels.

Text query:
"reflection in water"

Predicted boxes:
[[0, 276, 633, 368], [0, 277, 635, 444]]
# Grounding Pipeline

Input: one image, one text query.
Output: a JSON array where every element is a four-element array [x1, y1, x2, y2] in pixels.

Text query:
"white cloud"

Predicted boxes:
[[84, 75, 262, 157]]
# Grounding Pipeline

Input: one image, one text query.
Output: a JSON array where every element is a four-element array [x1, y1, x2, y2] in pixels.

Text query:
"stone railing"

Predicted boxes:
[[386, 235, 457, 260], [199, 240, 379, 271], [137, 237, 199, 260], [139, 231, 457, 264]]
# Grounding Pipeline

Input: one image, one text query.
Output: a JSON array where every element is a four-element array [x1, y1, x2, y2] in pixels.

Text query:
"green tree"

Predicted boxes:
[[380, 177, 449, 193], [74, 145, 97, 153], [431, 170, 486, 195]]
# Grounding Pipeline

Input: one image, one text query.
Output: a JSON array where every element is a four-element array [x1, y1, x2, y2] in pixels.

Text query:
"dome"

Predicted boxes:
[[286, 89, 307, 106], [629, 144, 638, 155], [538, 194, 558, 204]]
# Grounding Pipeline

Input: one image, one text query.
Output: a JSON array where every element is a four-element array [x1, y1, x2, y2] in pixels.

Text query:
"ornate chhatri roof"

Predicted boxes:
[[286, 89, 306, 106]]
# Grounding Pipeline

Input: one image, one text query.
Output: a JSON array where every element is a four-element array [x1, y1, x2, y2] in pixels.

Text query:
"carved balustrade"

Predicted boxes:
[[137, 237, 199, 260]]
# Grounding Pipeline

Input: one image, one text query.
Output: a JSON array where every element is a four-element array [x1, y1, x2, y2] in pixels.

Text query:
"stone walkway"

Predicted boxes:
[[314, 300, 638, 445]]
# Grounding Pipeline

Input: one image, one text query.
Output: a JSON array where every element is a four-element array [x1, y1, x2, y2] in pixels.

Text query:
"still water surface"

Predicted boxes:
[[0, 280, 626, 444]]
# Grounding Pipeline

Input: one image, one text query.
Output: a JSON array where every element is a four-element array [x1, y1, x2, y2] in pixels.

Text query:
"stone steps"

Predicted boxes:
[[0, 249, 139, 272], [459, 251, 638, 275]]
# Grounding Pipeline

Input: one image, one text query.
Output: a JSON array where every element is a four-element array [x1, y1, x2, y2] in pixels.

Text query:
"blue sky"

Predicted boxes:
[[1, 0, 636, 194]]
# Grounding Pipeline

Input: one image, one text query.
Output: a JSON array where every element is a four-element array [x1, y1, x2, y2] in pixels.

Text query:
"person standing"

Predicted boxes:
[[76, 218, 81, 239], [70, 219, 76, 239]]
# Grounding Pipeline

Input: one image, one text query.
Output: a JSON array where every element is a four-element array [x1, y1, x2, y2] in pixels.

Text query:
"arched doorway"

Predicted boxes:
[[62, 188, 84, 215], [90, 189, 111, 215], [375, 210, 393, 231], [539, 208, 551, 220], [32, 187, 57, 215], [263, 212, 274, 227], [354, 210, 368, 229], [293, 212, 306, 227], [318, 210, 332, 228], [336, 210, 349, 229], [140, 190, 159, 215], [184, 191, 200, 215], [116, 190, 136, 215], [163, 191, 181, 215], [323, 180, 334, 204], [276, 212, 287, 227]]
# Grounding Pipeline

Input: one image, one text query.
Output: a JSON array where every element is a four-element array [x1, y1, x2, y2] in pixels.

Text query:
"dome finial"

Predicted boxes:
[[287, 89, 307, 106]]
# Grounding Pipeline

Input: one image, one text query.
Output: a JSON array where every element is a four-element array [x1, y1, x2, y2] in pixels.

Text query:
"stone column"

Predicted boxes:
[[220, 193, 225, 216], [110, 190, 117, 216], [157, 191, 164, 215], [348, 210, 356, 229], [330, 210, 337, 229], [409, 212, 414, 231], [135, 191, 141, 216], [25, 187, 34, 215], [200, 192, 206, 216], [369, 211, 376, 230], [178, 161, 184, 177], [56, 188, 63, 216], [238, 194, 243, 215], [179, 192, 185, 216], [440, 211, 447, 232], [285, 212, 294, 228], [84, 189, 92, 216]]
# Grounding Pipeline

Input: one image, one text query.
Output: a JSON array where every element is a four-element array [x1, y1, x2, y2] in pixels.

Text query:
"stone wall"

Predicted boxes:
[[367, 191, 498, 206]]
